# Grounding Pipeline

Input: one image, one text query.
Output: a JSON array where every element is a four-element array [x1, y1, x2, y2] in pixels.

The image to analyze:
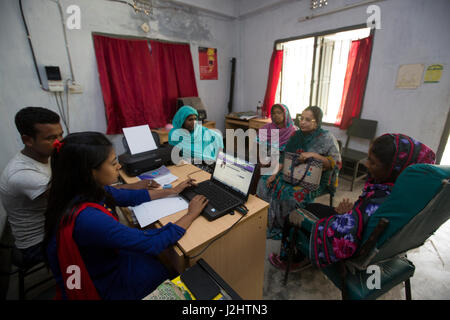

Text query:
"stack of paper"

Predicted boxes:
[[138, 165, 178, 185], [130, 195, 189, 228]]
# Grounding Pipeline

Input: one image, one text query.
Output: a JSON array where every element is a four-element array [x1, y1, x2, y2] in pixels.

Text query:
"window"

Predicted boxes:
[[275, 27, 371, 124]]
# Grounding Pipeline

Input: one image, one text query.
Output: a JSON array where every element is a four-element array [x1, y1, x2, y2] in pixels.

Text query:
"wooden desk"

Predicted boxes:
[[225, 115, 271, 131], [152, 121, 216, 144], [119, 164, 268, 299]]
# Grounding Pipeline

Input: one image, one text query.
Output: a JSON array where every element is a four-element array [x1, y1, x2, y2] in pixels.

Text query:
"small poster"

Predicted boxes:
[[198, 47, 218, 80], [424, 64, 443, 83], [395, 64, 424, 89]]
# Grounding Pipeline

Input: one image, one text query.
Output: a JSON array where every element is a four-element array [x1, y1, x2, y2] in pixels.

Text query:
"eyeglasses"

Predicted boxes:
[[298, 116, 316, 123]]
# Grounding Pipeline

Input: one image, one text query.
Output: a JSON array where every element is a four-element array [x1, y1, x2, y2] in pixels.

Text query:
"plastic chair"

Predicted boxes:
[[177, 97, 207, 121], [283, 164, 450, 299], [341, 118, 377, 191]]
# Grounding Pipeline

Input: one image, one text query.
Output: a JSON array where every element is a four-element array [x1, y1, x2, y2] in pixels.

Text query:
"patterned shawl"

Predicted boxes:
[[310, 133, 436, 268], [257, 104, 296, 151]]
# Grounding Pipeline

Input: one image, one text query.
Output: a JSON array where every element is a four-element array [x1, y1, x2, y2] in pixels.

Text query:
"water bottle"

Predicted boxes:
[[256, 101, 263, 118]]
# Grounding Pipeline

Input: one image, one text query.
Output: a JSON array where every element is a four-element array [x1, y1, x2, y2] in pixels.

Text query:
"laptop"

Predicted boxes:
[[180, 151, 257, 221]]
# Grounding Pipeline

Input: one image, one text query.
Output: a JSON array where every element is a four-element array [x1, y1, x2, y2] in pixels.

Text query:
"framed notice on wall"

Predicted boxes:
[[198, 47, 218, 80]]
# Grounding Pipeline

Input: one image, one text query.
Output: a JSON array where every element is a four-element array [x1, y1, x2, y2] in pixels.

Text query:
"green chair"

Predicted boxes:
[[284, 164, 450, 299]]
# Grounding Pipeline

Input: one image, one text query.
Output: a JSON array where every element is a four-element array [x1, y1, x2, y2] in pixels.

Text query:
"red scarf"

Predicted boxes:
[[55, 202, 118, 300]]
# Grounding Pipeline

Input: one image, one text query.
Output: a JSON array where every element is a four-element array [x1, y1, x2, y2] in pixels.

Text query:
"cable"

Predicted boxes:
[[19, 0, 47, 90], [186, 212, 246, 260], [54, 92, 69, 132], [187, 169, 203, 180], [53, 0, 75, 82]]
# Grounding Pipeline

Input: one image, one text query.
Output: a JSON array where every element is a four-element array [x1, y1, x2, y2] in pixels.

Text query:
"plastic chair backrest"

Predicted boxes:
[[347, 118, 378, 140], [177, 97, 206, 111], [362, 165, 450, 263]]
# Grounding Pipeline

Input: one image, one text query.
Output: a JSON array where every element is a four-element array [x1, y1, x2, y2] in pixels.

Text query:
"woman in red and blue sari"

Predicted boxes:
[[269, 133, 436, 270]]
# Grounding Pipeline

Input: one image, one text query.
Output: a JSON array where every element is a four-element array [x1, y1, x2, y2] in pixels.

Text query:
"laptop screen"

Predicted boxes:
[[212, 152, 256, 196]]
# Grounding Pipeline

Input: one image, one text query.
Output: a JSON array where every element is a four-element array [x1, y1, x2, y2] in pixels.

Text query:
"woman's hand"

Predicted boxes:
[[187, 195, 209, 218], [335, 198, 353, 214], [266, 174, 277, 188], [300, 152, 331, 170], [172, 178, 196, 194], [175, 195, 209, 230], [299, 152, 318, 162]]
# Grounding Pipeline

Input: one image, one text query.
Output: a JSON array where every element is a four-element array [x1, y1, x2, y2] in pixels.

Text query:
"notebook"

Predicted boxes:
[[180, 151, 256, 221]]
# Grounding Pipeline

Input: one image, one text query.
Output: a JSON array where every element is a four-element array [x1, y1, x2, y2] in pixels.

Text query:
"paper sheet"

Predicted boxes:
[[123, 124, 157, 155], [130, 195, 188, 228], [138, 165, 178, 186], [154, 173, 178, 185]]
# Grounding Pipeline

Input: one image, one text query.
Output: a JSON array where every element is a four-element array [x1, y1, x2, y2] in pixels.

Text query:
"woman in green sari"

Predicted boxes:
[[256, 106, 341, 239]]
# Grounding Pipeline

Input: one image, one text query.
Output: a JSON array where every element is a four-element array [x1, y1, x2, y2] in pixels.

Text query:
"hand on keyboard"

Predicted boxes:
[[187, 195, 209, 218], [173, 178, 197, 194]]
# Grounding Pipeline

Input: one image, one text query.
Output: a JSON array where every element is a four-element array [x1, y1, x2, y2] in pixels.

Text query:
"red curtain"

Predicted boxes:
[[93, 35, 198, 134], [335, 34, 373, 129], [262, 49, 283, 117]]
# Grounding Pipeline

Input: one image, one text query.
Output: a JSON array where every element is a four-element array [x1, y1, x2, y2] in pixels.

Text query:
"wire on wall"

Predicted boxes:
[[19, 0, 46, 90]]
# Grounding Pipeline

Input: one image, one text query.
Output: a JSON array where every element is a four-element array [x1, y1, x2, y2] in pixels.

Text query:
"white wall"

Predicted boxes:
[[1, 0, 449, 173], [0, 0, 237, 170], [236, 0, 450, 153]]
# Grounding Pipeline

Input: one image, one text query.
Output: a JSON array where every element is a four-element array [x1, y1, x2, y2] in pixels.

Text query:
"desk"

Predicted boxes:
[[225, 115, 271, 131], [152, 121, 216, 144], [119, 164, 268, 299]]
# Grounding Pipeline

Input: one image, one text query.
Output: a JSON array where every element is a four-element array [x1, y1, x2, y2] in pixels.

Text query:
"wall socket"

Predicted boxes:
[[69, 83, 83, 94]]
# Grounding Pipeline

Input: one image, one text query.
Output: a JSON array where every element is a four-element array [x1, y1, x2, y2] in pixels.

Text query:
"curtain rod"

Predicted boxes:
[[91, 32, 190, 46]]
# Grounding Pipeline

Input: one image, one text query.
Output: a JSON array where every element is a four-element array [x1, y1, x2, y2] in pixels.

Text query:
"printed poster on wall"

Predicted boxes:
[[198, 47, 218, 80]]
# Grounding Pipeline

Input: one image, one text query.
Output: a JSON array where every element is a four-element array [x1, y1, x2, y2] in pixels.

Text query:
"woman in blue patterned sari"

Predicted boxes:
[[256, 106, 341, 239], [269, 133, 436, 270]]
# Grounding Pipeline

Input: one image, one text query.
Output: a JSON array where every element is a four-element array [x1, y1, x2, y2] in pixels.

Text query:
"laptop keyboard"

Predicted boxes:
[[194, 182, 239, 211]]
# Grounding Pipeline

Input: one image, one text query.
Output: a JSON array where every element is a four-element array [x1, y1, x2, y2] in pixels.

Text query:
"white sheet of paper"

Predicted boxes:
[[123, 125, 157, 155], [154, 173, 178, 185], [130, 195, 188, 228]]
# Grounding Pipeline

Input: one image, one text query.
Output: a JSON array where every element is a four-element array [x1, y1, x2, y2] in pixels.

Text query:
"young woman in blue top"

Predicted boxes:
[[43, 132, 208, 300]]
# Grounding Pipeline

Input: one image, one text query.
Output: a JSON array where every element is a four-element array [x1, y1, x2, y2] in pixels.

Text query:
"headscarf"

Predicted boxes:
[[168, 106, 223, 162], [257, 104, 296, 151], [377, 133, 436, 183], [310, 133, 435, 268]]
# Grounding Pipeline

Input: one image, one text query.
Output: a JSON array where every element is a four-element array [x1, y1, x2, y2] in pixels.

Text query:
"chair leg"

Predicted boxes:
[[404, 279, 412, 300], [339, 261, 348, 300], [283, 226, 298, 286], [351, 162, 360, 192], [18, 269, 25, 300]]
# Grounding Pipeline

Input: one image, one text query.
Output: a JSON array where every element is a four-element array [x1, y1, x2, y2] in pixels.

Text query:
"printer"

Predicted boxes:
[[118, 130, 173, 176]]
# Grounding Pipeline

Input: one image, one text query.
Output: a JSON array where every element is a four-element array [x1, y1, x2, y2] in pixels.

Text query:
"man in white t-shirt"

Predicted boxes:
[[0, 107, 63, 267]]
